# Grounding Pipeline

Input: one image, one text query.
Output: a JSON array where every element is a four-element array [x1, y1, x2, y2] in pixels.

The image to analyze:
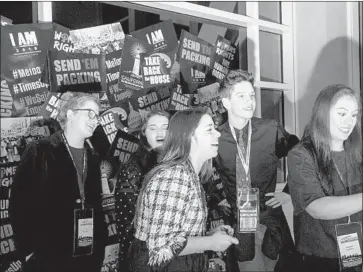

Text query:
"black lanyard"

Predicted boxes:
[[62, 133, 87, 209], [332, 158, 350, 196]]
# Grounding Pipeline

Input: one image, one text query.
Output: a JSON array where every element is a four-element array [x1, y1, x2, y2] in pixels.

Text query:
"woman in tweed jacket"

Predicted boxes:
[[129, 108, 239, 272]]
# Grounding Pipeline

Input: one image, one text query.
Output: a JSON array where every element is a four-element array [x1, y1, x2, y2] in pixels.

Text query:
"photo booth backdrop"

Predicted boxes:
[[0, 18, 237, 272]]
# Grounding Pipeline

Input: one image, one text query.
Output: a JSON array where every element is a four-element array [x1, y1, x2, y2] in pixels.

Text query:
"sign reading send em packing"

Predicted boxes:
[[46, 50, 107, 93]]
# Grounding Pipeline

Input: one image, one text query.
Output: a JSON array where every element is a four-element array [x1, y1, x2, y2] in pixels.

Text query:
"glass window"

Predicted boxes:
[[0, 2, 33, 24], [260, 30, 283, 82], [261, 88, 285, 182], [259, 2, 281, 24], [188, 1, 246, 15]]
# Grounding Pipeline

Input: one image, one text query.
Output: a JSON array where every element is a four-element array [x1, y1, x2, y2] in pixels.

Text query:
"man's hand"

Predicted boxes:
[[265, 192, 291, 208]]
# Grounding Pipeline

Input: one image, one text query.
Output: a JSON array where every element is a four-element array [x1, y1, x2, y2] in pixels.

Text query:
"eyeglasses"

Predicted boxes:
[[73, 109, 100, 121]]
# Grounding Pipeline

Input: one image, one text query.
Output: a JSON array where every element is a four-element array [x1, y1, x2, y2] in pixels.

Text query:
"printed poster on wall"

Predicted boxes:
[[69, 22, 125, 55], [46, 50, 107, 93], [176, 30, 215, 94], [210, 35, 236, 82], [118, 36, 151, 92]]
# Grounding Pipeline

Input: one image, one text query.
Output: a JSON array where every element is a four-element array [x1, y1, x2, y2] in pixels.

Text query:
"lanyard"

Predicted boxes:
[[62, 133, 87, 209], [229, 120, 252, 179], [332, 158, 351, 223]]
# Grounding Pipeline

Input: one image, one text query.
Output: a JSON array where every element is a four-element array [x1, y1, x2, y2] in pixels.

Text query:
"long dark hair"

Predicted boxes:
[[135, 108, 213, 217], [301, 84, 362, 193]]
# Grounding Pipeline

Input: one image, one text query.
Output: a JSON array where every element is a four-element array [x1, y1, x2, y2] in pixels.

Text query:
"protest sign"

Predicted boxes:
[[107, 129, 139, 164], [131, 20, 178, 89], [7, 77, 49, 117], [210, 35, 236, 82], [118, 36, 151, 92], [0, 15, 12, 26], [168, 84, 199, 111], [104, 50, 124, 106], [99, 107, 127, 144], [46, 50, 107, 93], [1, 77, 14, 118], [129, 86, 171, 120], [38, 92, 63, 119], [1, 23, 53, 83], [51, 23, 75, 53], [70, 22, 125, 55], [176, 30, 214, 94]]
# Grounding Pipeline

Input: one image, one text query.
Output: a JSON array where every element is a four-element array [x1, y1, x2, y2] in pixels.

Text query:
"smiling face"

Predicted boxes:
[[145, 114, 169, 150], [329, 94, 358, 148], [192, 114, 221, 160], [67, 100, 100, 139], [222, 81, 256, 121]]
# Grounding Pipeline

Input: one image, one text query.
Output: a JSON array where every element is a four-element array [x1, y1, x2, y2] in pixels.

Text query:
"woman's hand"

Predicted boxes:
[[265, 192, 291, 208], [207, 225, 234, 236], [208, 230, 239, 252]]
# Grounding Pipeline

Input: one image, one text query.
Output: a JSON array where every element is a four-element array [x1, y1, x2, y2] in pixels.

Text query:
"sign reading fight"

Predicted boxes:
[[47, 50, 106, 93], [211, 35, 236, 81], [176, 30, 214, 94], [108, 130, 139, 164]]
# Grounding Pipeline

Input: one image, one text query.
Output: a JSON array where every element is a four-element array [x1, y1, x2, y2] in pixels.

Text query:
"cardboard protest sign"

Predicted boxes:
[[131, 20, 178, 54], [51, 23, 75, 53], [1, 77, 14, 118], [1, 23, 53, 83], [176, 30, 214, 94], [168, 84, 199, 111], [46, 50, 107, 93], [70, 22, 125, 55], [41, 23, 76, 85], [38, 92, 63, 119], [7, 77, 49, 117], [118, 36, 151, 92], [1, 15, 13, 26], [197, 82, 227, 127], [211, 35, 236, 82], [99, 107, 128, 144], [129, 86, 171, 120], [107, 129, 140, 164], [101, 199, 120, 271], [131, 20, 178, 89], [104, 50, 124, 106]]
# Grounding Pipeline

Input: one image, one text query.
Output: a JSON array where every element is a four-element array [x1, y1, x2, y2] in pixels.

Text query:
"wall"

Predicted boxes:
[[293, 2, 360, 138]]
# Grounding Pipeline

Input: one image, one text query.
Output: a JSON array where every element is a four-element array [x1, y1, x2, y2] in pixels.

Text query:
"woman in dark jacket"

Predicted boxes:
[[113, 110, 170, 271], [9, 93, 107, 272]]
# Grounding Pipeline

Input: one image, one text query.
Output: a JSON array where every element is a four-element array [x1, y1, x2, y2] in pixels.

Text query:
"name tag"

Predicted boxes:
[[335, 221, 362, 271], [73, 208, 94, 257], [237, 187, 259, 233]]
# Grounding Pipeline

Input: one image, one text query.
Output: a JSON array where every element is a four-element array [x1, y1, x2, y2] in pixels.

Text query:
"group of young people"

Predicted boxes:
[[9, 69, 362, 272]]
